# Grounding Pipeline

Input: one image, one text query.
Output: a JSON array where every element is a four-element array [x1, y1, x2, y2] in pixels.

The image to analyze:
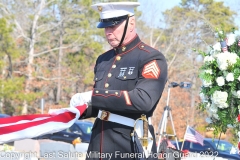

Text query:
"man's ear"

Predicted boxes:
[[129, 17, 135, 32]]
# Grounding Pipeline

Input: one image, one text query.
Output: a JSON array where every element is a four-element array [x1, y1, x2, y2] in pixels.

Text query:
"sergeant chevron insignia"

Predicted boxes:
[[142, 60, 160, 79]]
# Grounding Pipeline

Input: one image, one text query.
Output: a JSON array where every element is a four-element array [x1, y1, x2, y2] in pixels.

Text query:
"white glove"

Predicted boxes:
[[70, 91, 92, 108]]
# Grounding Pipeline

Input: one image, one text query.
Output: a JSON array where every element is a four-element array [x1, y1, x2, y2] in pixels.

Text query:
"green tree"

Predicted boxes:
[[0, 18, 41, 115]]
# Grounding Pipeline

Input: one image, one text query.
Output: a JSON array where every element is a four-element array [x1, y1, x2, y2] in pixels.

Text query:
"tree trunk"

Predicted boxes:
[[22, 0, 46, 114], [56, 25, 64, 104]]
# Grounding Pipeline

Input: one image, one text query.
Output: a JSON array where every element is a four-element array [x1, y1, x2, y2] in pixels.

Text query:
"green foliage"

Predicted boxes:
[[0, 18, 20, 70], [0, 77, 42, 101]]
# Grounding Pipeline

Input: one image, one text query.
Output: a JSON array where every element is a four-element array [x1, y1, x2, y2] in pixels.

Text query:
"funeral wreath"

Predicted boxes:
[[198, 29, 240, 146]]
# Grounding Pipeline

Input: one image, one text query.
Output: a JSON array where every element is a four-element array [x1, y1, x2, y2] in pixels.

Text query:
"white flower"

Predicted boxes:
[[226, 73, 234, 82], [202, 79, 212, 87], [219, 102, 229, 108], [237, 91, 240, 97], [211, 91, 228, 108], [216, 52, 239, 71], [204, 56, 214, 63], [231, 91, 240, 98], [238, 76, 240, 81], [216, 53, 228, 70], [226, 33, 236, 46], [212, 42, 221, 52], [204, 69, 213, 75], [227, 52, 239, 65], [216, 76, 225, 86]]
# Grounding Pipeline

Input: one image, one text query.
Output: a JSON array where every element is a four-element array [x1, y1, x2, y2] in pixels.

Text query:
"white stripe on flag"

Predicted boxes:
[[0, 105, 86, 144], [0, 117, 49, 127]]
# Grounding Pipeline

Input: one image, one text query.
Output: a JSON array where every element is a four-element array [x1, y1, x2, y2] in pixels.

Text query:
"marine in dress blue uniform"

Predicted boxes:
[[71, 2, 168, 160]]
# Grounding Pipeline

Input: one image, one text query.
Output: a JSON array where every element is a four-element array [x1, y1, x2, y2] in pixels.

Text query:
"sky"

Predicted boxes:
[[138, 0, 240, 12], [138, 0, 181, 11], [137, 0, 240, 29], [137, 0, 180, 27]]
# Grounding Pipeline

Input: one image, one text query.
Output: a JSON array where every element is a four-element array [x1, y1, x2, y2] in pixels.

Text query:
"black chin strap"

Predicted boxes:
[[117, 16, 130, 47]]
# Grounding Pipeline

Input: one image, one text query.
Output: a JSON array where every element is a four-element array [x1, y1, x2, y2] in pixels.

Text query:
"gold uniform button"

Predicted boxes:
[[116, 56, 121, 61], [105, 91, 108, 93], [122, 46, 126, 51], [112, 64, 116, 68], [124, 76, 126, 79], [115, 92, 118, 95], [141, 45, 144, 48], [108, 73, 112, 77], [95, 90, 99, 93], [105, 83, 109, 88]]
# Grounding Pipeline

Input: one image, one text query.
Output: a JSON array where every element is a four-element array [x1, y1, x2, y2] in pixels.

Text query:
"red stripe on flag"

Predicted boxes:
[[75, 105, 87, 115], [0, 111, 75, 135], [0, 104, 87, 135]]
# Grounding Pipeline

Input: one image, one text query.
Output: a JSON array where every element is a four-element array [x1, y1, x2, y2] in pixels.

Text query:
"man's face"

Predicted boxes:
[[104, 20, 126, 47]]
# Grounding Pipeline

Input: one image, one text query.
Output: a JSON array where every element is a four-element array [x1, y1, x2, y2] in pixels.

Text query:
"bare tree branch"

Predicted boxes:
[[33, 35, 84, 57], [0, 3, 30, 41], [37, 18, 65, 36]]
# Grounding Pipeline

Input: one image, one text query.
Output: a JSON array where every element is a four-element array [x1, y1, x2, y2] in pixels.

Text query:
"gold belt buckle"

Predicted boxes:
[[100, 110, 110, 121]]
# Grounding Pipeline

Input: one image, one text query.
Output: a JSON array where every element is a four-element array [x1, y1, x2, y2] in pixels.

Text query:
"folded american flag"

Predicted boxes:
[[0, 104, 87, 144]]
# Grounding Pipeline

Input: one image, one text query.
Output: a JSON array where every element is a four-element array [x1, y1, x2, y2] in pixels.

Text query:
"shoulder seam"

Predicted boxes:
[[138, 42, 155, 53]]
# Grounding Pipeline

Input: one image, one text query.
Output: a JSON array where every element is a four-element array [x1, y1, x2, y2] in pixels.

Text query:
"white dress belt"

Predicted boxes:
[[97, 110, 152, 127]]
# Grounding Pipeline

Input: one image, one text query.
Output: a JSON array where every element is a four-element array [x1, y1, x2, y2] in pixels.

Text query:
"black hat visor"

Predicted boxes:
[[97, 15, 128, 28]]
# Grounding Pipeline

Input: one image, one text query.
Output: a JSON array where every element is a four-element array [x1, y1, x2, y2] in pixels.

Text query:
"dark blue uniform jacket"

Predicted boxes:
[[83, 35, 168, 160]]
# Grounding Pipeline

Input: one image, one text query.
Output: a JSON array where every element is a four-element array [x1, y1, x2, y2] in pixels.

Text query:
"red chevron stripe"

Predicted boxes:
[[142, 60, 160, 79]]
